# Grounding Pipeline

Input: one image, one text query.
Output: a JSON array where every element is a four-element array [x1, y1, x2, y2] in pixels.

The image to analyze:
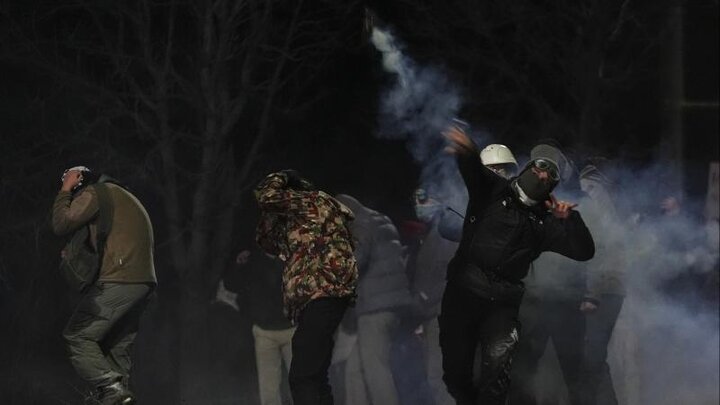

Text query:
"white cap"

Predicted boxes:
[[480, 144, 518, 167]]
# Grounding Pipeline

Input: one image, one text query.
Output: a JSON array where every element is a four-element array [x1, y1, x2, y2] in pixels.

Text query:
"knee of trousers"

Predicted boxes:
[[481, 331, 520, 396], [442, 370, 476, 401], [289, 366, 321, 388], [62, 326, 91, 350]]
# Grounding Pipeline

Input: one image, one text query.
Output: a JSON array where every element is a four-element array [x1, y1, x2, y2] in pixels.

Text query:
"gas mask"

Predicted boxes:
[[514, 159, 559, 205]]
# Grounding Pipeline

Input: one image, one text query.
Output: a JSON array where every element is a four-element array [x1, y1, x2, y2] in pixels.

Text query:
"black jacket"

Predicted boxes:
[[225, 251, 293, 330], [447, 152, 595, 303]]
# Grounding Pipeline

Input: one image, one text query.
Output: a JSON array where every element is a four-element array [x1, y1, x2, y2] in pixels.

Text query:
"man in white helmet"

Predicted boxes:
[[480, 144, 518, 179]]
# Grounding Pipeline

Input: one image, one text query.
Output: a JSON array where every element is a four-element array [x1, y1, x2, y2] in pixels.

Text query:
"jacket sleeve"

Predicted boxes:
[[540, 210, 595, 262], [584, 245, 605, 304], [253, 172, 307, 214], [51, 187, 99, 236], [437, 209, 463, 242], [584, 219, 625, 304], [456, 151, 503, 205], [351, 221, 373, 275]]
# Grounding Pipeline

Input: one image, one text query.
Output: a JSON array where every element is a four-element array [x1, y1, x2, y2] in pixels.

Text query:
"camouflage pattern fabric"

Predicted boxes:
[[254, 172, 358, 321]]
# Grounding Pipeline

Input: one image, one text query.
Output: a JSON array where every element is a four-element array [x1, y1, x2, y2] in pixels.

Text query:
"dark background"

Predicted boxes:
[[0, 1, 717, 404]]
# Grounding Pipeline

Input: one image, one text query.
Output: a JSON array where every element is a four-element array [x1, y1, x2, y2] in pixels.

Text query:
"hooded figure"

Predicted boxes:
[[333, 194, 411, 405], [254, 170, 358, 405]]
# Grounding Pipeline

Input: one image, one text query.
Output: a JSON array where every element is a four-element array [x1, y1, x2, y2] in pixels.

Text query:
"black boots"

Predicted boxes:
[[97, 381, 136, 405]]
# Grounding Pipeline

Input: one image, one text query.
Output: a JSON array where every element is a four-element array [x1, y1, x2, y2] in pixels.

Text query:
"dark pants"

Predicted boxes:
[[438, 282, 521, 405], [289, 296, 350, 405], [63, 282, 152, 389], [509, 298, 585, 405], [582, 294, 624, 405]]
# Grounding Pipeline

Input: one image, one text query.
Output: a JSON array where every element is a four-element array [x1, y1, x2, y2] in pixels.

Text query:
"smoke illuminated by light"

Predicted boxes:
[[370, 21, 719, 405]]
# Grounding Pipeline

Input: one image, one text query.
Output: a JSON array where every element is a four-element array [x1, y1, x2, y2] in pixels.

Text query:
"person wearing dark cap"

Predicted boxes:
[[219, 247, 296, 405], [51, 166, 156, 405], [509, 141, 590, 405], [438, 127, 595, 405]]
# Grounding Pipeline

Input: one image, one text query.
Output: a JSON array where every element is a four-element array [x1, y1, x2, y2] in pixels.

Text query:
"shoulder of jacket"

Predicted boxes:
[[76, 185, 99, 199]]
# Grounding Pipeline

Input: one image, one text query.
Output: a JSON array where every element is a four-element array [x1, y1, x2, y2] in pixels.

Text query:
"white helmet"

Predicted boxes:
[[480, 144, 518, 167]]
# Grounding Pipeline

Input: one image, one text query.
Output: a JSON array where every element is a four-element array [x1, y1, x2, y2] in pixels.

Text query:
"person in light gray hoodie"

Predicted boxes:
[[334, 194, 413, 405]]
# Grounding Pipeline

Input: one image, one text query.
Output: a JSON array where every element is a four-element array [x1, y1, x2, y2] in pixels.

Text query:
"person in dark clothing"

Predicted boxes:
[[438, 126, 595, 405], [509, 142, 588, 405], [221, 248, 296, 405]]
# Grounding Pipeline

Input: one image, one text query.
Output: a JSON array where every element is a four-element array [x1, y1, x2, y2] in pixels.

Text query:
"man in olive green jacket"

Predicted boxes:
[[52, 166, 157, 405]]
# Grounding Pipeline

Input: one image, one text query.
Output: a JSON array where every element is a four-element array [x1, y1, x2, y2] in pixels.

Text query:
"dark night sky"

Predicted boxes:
[[0, 1, 717, 214]]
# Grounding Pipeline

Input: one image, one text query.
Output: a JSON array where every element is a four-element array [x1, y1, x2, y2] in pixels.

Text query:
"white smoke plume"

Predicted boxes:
[[371, 25, 478, 213]]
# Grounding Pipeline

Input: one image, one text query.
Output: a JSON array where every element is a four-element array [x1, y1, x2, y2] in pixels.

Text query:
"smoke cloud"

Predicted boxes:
[[370, 22, 719, 405]]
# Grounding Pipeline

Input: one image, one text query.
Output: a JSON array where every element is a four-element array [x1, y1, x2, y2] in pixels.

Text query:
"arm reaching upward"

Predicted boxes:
[[442, 125, 502, 205]]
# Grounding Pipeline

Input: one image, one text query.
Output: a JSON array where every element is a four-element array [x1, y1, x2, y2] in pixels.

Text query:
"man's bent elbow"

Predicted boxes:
[[51, 220, 72, 236], [575, 243, 595, 262]]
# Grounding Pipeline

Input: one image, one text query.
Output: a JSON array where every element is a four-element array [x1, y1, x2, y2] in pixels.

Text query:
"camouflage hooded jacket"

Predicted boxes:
[[254, 172, 358, 321]]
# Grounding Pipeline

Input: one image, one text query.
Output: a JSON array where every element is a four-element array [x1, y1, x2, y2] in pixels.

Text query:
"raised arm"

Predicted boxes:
[[51, 187, 99, 236], [443, 125, 502, 203], [254, 171, 308, 214]]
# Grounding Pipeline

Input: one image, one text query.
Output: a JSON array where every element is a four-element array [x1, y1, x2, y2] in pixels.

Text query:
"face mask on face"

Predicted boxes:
[[580, 178, 608, 201], [415, 203, 441, 222], [516, 166, 558, 204]]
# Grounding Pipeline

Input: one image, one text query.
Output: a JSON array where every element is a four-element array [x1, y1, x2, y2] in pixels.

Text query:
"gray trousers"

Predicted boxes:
[[583, 294, 624, 405], [63, 282, 151, 389], [423, 317, 454, 405], [345, 311, 400, 405], [252, 324, 296, 405]]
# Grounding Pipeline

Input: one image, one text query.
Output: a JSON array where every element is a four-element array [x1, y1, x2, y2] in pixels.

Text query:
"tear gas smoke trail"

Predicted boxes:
[[370, 25, 473, 212]]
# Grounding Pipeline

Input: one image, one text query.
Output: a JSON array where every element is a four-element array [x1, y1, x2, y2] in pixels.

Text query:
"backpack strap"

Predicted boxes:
[[94, 183, 114, 257]]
